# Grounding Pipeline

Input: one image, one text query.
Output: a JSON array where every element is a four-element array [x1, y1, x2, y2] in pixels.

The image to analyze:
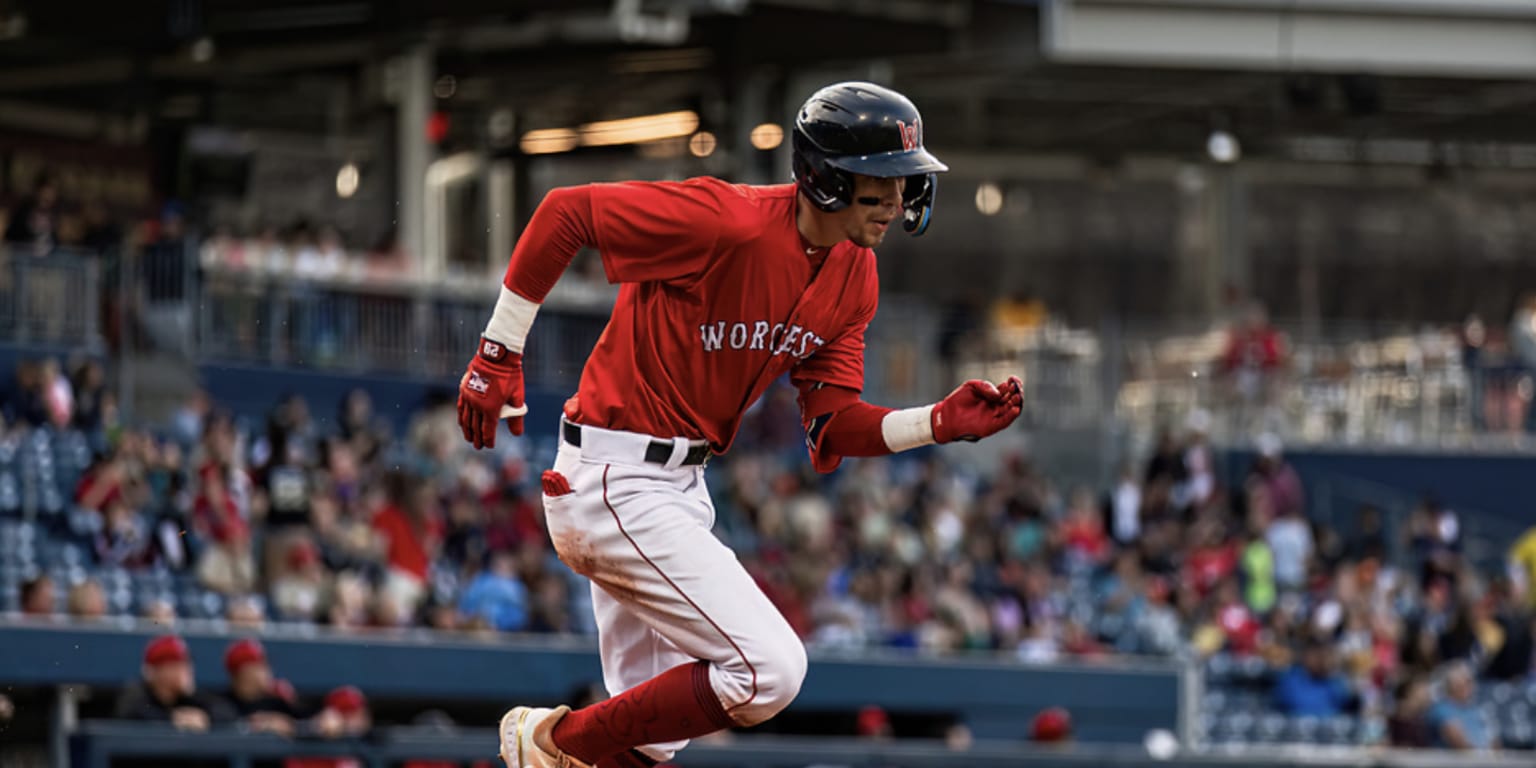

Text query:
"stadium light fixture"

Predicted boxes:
[[750, 123, 784, 151], [518, 110, 702, 155], [578, 110, 699, 147], [335, 163, 360, 198], [975, 182, 1003, 215], [688, 131, 717, 158], [520, 128, 580, 155], [1207, 130, 1241, 164]]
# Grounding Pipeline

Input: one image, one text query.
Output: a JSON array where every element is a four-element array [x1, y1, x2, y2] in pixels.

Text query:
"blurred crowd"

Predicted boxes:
[[4, 352, 1535, 753], [197, 222, 409, 282]]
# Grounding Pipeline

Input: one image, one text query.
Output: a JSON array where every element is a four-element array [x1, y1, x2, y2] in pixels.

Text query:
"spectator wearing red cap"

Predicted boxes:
[[1030, 707, 1073, 745], [856, 705, 893, 740], [313, 685, 371, 740], [220, 639, 302, 736], [270, 538, 331, 623], [281, 687, 372, 768], [113, 635, 233, 730]]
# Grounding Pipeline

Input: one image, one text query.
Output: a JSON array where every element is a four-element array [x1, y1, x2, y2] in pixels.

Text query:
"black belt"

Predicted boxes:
[[562, 420, 711, 467]]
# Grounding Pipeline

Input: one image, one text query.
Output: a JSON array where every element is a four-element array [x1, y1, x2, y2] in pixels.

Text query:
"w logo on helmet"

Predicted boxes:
[[897, 119, 921, 152]]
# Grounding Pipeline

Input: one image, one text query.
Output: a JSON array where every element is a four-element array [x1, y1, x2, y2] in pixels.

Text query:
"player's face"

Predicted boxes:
[[845, 174, 905, 247]]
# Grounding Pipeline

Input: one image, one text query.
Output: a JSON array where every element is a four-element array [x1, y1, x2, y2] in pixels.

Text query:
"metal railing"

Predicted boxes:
[[191, 264, 946, 405], [65, 721, 1536, 768], [195, 267, 613, 390], [1103, 321, 1536, 455]]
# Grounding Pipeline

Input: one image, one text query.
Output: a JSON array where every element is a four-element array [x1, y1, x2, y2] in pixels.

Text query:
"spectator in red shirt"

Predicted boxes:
[[1221, 301, 1286, 374], [1184, 519, 1238, 596], [191, 414, 256, 594], [1213, 578, 1261, 655], [1058, 488, 1109, 570], [372, 474, 443, 620], [75, 453, 125, 513]]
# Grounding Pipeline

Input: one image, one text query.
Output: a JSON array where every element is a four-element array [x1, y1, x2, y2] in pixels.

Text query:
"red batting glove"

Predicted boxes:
[[931, 375, 1023, 443], [457, 336, 527, 449]]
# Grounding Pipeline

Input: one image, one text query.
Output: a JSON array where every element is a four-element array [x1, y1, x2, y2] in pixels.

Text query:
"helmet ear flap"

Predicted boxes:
[[792, 129, 853, 212], [902, 173, 937, 236]]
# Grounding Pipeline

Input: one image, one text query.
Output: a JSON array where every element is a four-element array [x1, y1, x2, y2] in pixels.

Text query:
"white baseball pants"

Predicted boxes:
[[541, 421, 808, 761]]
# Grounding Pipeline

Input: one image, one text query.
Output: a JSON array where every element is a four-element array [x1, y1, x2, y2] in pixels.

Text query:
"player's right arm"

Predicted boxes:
[[457, 180, 730, 449]]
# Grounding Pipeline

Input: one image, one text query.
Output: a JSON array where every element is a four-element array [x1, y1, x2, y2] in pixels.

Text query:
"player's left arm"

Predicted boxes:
[[793, 317, 1021, 474]]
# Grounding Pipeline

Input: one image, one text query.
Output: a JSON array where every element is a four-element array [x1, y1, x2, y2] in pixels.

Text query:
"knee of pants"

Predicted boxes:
[[719, 638, 808, 727]]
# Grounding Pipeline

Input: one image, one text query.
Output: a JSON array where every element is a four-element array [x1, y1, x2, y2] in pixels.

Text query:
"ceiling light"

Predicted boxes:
[[975, 182, 1003, 216], [335, 163, 360, 198], [750, 123, 784, 151], [521, 128, 579, 155], [579, 110, 699, 147], [688, 131, 717, 158], [190, 36, 215, 63], [1207, 130, 1240, 164]]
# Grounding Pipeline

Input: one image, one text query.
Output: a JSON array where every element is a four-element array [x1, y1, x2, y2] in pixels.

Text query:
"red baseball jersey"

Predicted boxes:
[[565, 178, 878, 452]]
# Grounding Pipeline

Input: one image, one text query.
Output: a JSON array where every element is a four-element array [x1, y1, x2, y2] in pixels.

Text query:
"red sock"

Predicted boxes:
[[553, 661, 732, 765]]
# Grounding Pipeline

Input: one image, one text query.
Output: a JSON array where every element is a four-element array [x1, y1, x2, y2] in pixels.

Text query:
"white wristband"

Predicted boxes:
[[483, 285, 540, 354], [881, 405, 936, 452]]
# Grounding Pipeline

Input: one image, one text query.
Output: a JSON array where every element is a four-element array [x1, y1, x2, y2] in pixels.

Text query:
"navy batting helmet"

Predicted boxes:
[[791, 81, 948, 236]]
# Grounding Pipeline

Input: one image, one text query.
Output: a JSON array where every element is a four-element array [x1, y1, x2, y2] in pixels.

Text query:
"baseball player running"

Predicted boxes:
[[457, 82, 1024, 768]]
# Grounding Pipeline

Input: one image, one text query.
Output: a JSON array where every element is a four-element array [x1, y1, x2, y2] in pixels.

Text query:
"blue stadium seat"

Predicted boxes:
[[1322, 715, 1358, 745], [51, 430, 90, 470], [66, 506, 102, 538], [179, 588, 223, 619], [1206, 653, 1234, 682], [57, 542, 86, 568], [1255, 714, 1287, 743], [1213, 712, 1255, 744], [1234, 691, 1269, 715], [1285, 715, 1322, 743], [135, 590, 176, 617], [0, 470, 20, 514]]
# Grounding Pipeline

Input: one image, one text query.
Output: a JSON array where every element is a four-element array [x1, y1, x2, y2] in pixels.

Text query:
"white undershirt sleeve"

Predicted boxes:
[[881, 405, 936, 452], [483, 285, 540, 354]]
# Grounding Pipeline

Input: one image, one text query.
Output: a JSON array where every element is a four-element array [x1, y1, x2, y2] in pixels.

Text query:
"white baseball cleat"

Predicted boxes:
[[498, 705, 592, 768]]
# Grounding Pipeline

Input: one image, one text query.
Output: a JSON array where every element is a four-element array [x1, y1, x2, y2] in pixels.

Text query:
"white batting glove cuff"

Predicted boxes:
[[484, 285, 540, 354]]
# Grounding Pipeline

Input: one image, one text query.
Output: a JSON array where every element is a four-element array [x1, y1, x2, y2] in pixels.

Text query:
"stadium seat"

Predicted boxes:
[[1212, 712, 1255, 744], [178, 588, 223, 619], [1256, 713, 1287, 743], [1322, 715, 1358, 745], [0, 470, 20, 515], [1285, 716, 1319, 742], [66, 506, 100, 538]]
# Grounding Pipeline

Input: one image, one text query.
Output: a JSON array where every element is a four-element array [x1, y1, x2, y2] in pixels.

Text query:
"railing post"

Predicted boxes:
[[1178, 650, 1204, 753], [14, 251, 30, 344], [267, 279, 286, 367], [83, 256, 101, 353], [117, 247, 136, 426], [50, 684, 79, 768]]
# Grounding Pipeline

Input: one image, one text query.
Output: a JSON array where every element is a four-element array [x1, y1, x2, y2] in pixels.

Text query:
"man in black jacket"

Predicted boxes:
[[220, 638, 303, 736], [114, 635, 234, 730]]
